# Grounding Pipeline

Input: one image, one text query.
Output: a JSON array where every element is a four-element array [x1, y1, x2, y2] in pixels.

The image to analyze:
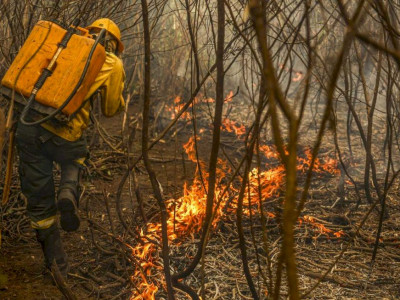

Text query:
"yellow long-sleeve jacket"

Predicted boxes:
[[41, 52, 125, 141]]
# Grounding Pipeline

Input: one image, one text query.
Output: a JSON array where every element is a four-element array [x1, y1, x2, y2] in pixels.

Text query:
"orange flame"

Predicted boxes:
[[303, 215, 332, 235], [224, 91, 233, 103], [168, 96, 191, 120], [222, 118, 246, 136], [292, 71, 304, 82], [279, 64, 304, 82], [183, 136, 200, 162]]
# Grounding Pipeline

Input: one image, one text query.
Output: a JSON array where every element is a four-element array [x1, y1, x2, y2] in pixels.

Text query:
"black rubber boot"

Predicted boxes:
[[58, 164, 81, 232], [36, 224, 69, 278], [57, 188, 80, 232]]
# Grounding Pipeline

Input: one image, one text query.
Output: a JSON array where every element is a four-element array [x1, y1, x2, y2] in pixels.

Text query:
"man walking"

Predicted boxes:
[[15, 18, 126, 277]]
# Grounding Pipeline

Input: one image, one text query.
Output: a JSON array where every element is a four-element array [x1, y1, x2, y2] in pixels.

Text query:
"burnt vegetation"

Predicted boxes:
[[1, 0, 400, 299]]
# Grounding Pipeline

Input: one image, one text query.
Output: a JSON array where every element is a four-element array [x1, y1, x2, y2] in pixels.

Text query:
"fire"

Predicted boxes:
[[167, 96, 191, 120], [279, 64, 305, 82], [297, 148, 339, 175], [183, 136, 200, 162], [129, 118, 340, 298], [224, 91, 233, 103], [259, 145, 280, 160], [222, 118, 246, 136], [301, 215, 344, 238], [292, 71, 304, 82], [334, 230, 345, 238], [247, 166, 285, 205]]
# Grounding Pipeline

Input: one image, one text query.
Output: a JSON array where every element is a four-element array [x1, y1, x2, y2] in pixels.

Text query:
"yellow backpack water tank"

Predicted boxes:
[[1, 20, 106, 116]]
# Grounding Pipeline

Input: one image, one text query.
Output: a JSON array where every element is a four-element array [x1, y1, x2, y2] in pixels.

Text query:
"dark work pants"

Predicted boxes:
[[15, 121, 88, 228]]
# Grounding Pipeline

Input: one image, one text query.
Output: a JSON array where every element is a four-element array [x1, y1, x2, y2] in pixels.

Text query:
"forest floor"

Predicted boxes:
[[1, 102, 400, 299]]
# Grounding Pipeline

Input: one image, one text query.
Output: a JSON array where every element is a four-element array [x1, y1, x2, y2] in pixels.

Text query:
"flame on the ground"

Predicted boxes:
[[225, 90, 234, 103], [166, 92, 236, 122], [167, 96, 191, 120], [222, 118, 246, 136], [279, 64, 305, 82], [301, 215, 344, 238], [130, 103, 340, 299], [183, 136, 201, 162]]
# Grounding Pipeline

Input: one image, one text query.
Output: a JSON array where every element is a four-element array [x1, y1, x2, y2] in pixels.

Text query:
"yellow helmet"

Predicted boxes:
[[87, 18, 124, 53]]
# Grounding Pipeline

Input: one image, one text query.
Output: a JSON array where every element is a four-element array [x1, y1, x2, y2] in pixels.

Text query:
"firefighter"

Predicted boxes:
[[15, 18, 125, 277]]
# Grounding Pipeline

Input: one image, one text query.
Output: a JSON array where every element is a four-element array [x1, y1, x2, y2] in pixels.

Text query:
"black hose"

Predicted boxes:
[[19, 28, 106, 126]]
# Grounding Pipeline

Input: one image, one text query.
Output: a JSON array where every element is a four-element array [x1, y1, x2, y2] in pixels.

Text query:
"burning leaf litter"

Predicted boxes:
[[129, 106, 341, 298]]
